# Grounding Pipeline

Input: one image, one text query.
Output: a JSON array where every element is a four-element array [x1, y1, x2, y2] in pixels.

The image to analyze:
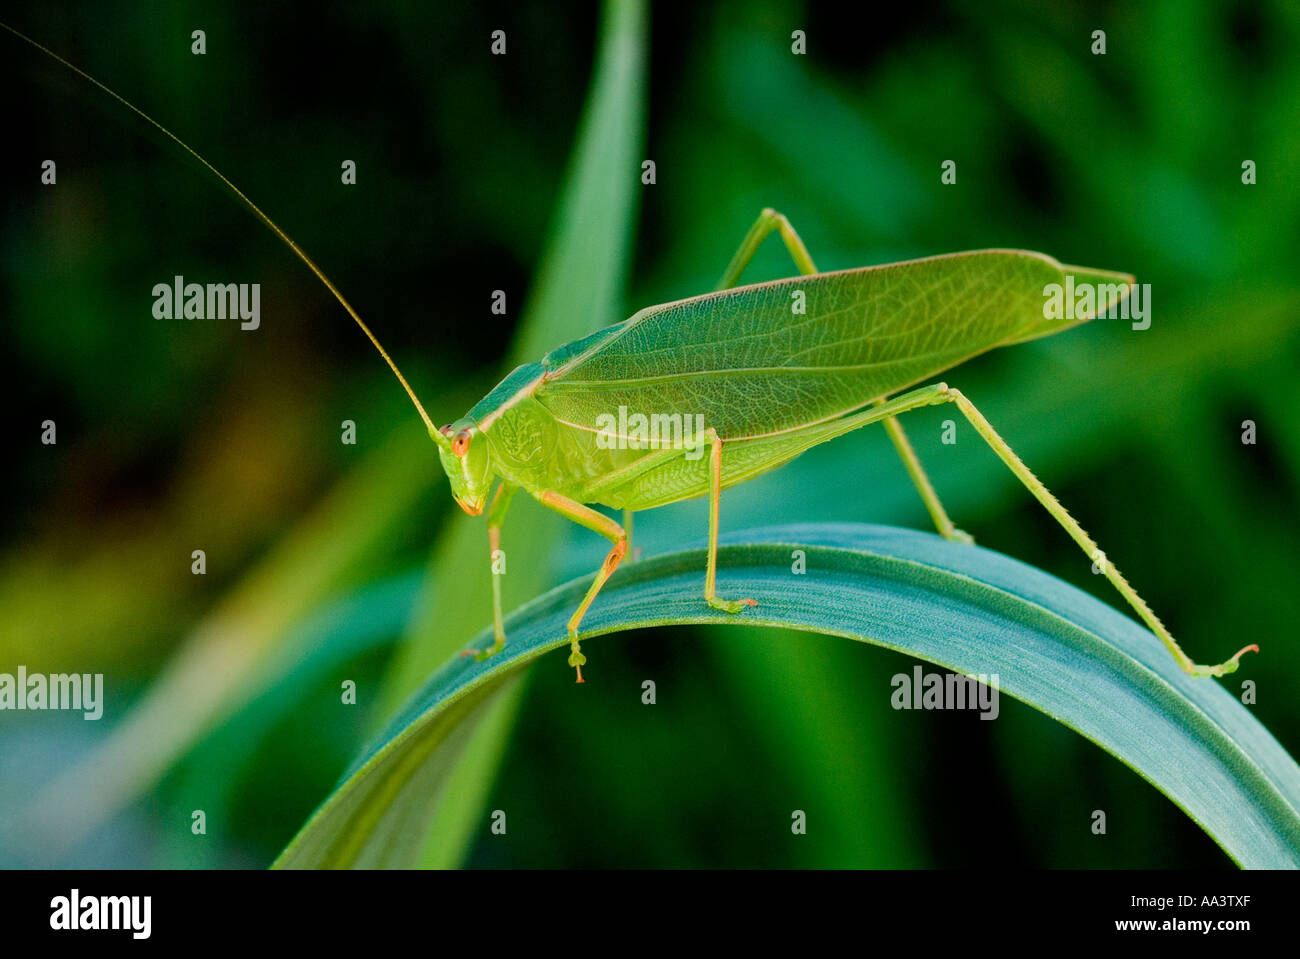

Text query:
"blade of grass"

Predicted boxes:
[[277, 523, 1300, 869]]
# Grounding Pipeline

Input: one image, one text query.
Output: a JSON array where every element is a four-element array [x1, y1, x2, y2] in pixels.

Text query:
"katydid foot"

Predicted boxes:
[[462, 637, 504, 662], [568, 638, 587, 684], [1184, 643, 1258, 678], [707, 595, 758, 614]]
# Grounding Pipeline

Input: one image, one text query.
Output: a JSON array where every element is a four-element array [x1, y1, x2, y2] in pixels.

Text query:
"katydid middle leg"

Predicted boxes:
[[623, 507, 641, 561], [703, 427, 759, 613], [718, 208, 970, 543]]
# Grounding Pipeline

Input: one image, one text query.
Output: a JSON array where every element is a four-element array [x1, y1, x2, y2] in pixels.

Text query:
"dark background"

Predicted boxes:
[[1, 0, 1296, 867]]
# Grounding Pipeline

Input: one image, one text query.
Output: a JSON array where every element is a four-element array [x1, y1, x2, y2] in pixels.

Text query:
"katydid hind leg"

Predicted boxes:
[[704, 428, 758, 614], [923, 385, 1257, 678], [537, 490, 628, 683]]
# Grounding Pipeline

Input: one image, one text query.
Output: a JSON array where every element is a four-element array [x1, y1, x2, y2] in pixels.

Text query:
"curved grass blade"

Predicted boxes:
[[276, 523, 1300, 869]]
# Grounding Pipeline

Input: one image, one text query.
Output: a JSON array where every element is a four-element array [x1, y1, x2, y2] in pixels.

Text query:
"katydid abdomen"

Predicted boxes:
[[481, 384, 905, 512]]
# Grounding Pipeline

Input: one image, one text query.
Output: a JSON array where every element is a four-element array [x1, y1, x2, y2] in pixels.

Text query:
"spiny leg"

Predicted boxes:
[[464, 481, 519, 661], [537, 490, 627, 683], [719, 208, 967, 542], [930, 385, 1256, 678], [704, 427, 758, 613]]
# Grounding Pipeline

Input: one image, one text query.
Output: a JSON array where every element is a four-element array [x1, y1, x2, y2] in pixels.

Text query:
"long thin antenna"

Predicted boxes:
[[1, 20, 450, 450]]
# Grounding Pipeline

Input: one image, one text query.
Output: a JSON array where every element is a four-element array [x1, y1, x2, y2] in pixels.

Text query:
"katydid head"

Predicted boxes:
[[435, 417, 494, 515]]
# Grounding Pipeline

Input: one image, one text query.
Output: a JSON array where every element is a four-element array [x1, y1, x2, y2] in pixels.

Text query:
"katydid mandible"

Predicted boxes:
[[6, 23, 1256, 685]]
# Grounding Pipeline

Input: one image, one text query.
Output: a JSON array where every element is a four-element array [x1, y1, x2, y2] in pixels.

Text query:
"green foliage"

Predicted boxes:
[[1, 0, 1296, 868]]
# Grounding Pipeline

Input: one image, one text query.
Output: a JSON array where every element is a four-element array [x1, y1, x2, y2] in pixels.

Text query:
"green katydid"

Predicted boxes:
[[6, 23, 1257, 685]]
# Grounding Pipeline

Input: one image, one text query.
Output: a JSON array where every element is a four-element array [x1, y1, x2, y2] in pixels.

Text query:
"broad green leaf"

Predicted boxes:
[[369, 0, 648, 867], [276, 523, 1300, 869]]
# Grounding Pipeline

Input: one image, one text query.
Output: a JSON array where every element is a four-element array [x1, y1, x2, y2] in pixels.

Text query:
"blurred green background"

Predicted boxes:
[[1, 0, 1296, 868]]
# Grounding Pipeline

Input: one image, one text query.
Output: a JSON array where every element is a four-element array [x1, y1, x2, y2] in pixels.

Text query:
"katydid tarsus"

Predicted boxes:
[[6, 23, 1257, 685]]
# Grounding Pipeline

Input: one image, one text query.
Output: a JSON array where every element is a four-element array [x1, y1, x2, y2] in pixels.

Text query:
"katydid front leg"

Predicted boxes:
[[718, 208, 971, 543], [464, 480, 518, 661], [536, 490, 628, 683]]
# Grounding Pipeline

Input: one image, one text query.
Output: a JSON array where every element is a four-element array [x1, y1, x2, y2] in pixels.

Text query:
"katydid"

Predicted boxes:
[[6, 23, 1256, 685]]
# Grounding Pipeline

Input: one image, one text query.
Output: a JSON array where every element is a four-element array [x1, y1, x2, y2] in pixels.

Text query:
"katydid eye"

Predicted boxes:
[[452, 430, 471, 457]]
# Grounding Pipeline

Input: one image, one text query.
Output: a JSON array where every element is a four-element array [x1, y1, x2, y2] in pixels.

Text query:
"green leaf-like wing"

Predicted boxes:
[[536, 251, 1133, 440], [274, 524, 1300, 869]]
